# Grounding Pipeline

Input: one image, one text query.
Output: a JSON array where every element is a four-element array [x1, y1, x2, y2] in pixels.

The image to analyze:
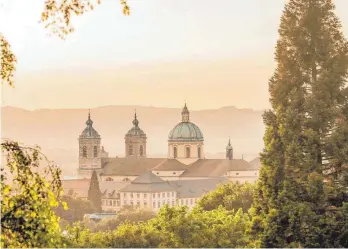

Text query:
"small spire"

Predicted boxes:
[[132, 110, 139, 127], [228, 137, 231, 146], [181, 102, 190, 122], [86, 109, 93, 126], [242, 154, 244, 160]]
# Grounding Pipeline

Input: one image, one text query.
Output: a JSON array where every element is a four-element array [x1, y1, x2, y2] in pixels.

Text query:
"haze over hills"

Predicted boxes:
[[1, 105, 265, 176]]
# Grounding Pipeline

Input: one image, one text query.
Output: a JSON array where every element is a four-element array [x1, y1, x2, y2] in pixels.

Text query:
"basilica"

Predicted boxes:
[[63, 104, 261, 212]]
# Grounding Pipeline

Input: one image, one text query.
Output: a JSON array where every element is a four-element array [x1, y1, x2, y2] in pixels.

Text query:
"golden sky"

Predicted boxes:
[[1, 0, 348, 110]]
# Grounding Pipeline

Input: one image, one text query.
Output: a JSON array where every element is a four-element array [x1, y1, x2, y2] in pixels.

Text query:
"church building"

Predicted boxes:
[[63, 103, 261, 212]]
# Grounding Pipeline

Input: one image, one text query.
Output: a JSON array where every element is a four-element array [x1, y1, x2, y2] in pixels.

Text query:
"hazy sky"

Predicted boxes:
[[1, 0, 348, 110]]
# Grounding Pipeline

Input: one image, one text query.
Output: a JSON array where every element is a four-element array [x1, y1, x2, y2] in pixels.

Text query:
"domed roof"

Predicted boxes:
[[168, 122, 204, 141], [125, 112, 146, 137], [168, 104, 204, 141], [79, 111, 100, 138]]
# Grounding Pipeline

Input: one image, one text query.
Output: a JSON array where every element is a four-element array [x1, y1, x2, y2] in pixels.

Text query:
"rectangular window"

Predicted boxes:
[[117, 193, 120, 198], [124, 193, 127, 198], [153, 202, 156, 208], [158, 202, 161, 208], [162, 193, 165, 198], [157, 193, 160, 198], [117, 200, 120, 207], [144, 202, 147, 207], [130, 193, 133, 198], [167, 192, 169, 197], [144, 193, 147, 198], [109, 200, 112, 206], [236, 172, 239, 175], [185, 199, 188, 205], [113, 200, 116, 206], [137, 193, 140, 198], [137, 201, 140, 206], [153, 193, 155, 198], [130, 201, 133, 206], [172, 200, 174, 207], [190, 199, 193, 205], [172, 192, 174, 197]]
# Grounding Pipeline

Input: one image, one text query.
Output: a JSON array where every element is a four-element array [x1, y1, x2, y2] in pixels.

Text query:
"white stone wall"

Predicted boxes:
[[119, 191, 177, 212], [177, 197, 199, 210], [225, 170, 259, 183], [102, 198, 122, 212]]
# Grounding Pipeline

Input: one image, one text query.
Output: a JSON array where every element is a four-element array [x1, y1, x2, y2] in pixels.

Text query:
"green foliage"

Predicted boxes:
[[54, 195, 97, 223], [64, 205, 251, 248], [197, 181, 255, 212], [0, 141, 65, 248], [251, 0, 348, 247], [95, 206, 156, 232], [88, 170, 102, 212]]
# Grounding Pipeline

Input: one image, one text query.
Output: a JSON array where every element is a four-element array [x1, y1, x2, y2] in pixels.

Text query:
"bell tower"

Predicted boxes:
[[226, 138, 233, 160], [125, 110, 147, 158], [78, 110, 102, 170]]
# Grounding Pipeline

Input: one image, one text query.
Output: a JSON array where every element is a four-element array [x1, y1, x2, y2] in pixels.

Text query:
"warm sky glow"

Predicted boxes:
[[1, 0, 348, 110]]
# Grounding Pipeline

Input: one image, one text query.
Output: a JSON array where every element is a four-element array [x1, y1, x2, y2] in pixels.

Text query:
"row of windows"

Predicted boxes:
[[102, 199, 121, 207], [81, 146, 98, 158], [179, 198, 197, 206], [122, 192, 175, 199], [103, 198, 197, 209], [128, 145, 144, 156], [173, 147, 201, 159]]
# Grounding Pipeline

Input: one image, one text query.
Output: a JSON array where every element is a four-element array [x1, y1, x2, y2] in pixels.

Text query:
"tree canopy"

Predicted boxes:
[[250, 0, 348, 247], [0, 140, 66, 247]]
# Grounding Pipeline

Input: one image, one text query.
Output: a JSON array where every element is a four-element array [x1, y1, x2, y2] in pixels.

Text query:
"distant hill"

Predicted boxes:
[[1, 105, 265, 176]]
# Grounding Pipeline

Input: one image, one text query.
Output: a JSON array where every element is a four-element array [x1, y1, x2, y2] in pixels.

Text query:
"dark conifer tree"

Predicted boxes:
[[88, 170, 102, 212], [250, 0, 348, 247]]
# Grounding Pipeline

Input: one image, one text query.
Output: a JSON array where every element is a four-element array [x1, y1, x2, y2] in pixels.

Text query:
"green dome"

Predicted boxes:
[[168, 122, 204, 141]]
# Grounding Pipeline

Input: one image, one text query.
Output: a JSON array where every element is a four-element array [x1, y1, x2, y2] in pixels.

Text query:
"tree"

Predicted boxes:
[[54, 195, 97, 223], [250, 0, 348, 247], [88, 170, 102, 212], [197, 181, 255, 212], [0, 140, 67, 247], [0, 0, 130, 86], [95, 206, 156, 232]]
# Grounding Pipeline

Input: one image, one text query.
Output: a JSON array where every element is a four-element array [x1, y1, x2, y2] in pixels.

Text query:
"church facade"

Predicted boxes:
[[63, 104, 261, 213]]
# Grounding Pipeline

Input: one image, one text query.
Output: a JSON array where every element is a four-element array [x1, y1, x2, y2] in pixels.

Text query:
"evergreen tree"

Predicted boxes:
[[250, 0, 348, 247], [88, 170, 102, 212]]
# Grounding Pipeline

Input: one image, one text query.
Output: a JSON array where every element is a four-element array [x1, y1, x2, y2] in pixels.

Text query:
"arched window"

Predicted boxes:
[[105, 177, 113, 182], [128, 145, 133, 155], [82, 146, 87, 158], [198, 147, 201, 159], [186, 147, 190, 158], [93, 146, 98, 158], [140, 145, 143, 156], [173, 147, 178, 158]]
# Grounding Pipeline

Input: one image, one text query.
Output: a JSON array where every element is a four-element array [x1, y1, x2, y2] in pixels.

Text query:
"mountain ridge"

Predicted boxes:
[[1, 105, 265, 176]]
